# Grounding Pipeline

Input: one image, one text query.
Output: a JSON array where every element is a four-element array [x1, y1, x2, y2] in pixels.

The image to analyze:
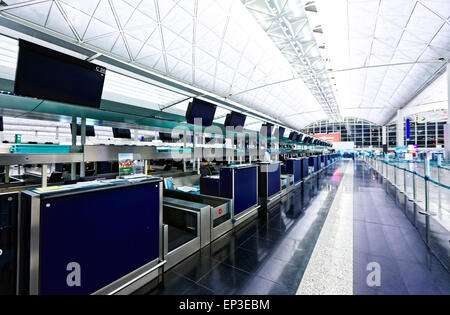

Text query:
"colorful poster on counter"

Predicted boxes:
[[119, 153, 134, 176]]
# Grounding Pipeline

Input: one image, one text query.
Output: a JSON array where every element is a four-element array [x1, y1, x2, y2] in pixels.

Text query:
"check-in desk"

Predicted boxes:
[[18, 177, 164, 295], [200, 164, 259, 227], [285, 159, 302, 185], [0, 192, 19, 295], [309, 156, 319, 173], [221, 165, 259, 225], [257, 162, 281, 207], [323, 155, 329, 167], [162, 190, 232, 270], [301, 158, 309, 180], [285, 158, 309, 185]]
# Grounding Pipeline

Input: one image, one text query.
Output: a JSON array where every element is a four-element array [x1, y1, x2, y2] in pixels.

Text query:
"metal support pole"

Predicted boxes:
[[80, 116, 86, 178], [437, 166, 441, 214], [425, 177, 430, 245], [403, 168, 407, 194], [71, 117, 77, 180], [239, 139, 243, 164], [412, 172, 417, 226], [193, 133, 196, 170], [41, 164, 47, 188], [394, 165, 397, 187], [4, 165, 9, 184], [183, 130, 187, 172], [144, 160, 148, 176]]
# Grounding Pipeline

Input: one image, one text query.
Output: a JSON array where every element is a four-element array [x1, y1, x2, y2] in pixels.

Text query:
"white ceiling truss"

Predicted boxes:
[[241, 0, 341, 121], [0, 0, 328, 129]]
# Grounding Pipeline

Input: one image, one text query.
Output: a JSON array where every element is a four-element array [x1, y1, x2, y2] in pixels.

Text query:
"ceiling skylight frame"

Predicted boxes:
[[241, 0, 341, 121]]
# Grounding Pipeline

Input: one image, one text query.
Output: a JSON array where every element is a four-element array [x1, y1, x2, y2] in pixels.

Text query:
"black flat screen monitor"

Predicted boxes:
[[224, 111, 246, 130], [186, 98, 216, 126], [278, 127, 285, 139], [159, 132, 173, 141], [71, 124, 95, 137], [289, 131, 298, 141], [296, 134, 304, 142], [112, 128, 131, 139], [159, 132, 183, 141], [14, 39, 106, 108]]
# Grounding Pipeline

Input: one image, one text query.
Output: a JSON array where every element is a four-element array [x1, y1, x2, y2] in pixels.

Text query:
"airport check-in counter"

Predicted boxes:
[[0, 192, 19, 295], [18, 177, 164, 295], [323, 155, 329, 167], [200, 164, 259, 226], [162, 190, 232, 270], [285, 159, 302, 185], [309, 156, 319, 173], [285, 158, 308, 185], [301, 158, 309, 179], [257, 162, 281, 206]]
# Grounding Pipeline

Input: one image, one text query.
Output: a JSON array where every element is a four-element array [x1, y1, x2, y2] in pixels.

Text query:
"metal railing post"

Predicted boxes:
[[437, 166, 441, 215], [403, 167, 407, 194], [425, 177, 430, 246], [394, 164, 397, 187], [423, 157, 431, 247], [412, 172, 417, 227]]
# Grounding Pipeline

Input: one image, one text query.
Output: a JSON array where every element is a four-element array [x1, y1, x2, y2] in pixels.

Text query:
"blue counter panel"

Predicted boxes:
[[0, 192, 18, 295], [219, 168, 233, 200], [286, 159, 302, 183], [268, 164, 281, 197], [39, 182, 160, 295], [233, 167, 257, 215], [301, 158, 309, 179], [200, 176, 220, 196], [313, 156, 319, 172]]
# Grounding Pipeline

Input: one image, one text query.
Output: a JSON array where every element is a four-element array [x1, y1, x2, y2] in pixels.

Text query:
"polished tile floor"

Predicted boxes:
[[136, 162, 345, 295], [353, 160, 450, 295], [135, 160, 450, 295]]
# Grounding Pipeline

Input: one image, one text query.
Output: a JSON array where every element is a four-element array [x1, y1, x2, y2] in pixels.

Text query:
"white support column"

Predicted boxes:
[[382, 126, 387, 146], [41, 164, 47, 188], [396, 109, 404, 148], [445, 63, 450, 160]]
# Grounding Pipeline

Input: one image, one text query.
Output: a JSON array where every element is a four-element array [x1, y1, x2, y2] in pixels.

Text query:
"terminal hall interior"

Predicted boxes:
[[0, 0, 449, 296]]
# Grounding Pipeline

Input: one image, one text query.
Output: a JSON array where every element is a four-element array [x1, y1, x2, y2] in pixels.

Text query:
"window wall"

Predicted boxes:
[[303, 117, 382, 148], [304, 116, 446, 149]]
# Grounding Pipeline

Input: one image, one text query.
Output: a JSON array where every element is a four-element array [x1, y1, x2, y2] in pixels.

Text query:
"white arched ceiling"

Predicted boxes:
[[0, 0, 327, 129], [315, 0, 450, 125], [390, 71, 448, 122]]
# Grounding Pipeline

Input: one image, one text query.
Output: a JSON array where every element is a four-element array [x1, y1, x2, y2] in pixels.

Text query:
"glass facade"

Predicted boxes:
[[303, 117, 446, 149]]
